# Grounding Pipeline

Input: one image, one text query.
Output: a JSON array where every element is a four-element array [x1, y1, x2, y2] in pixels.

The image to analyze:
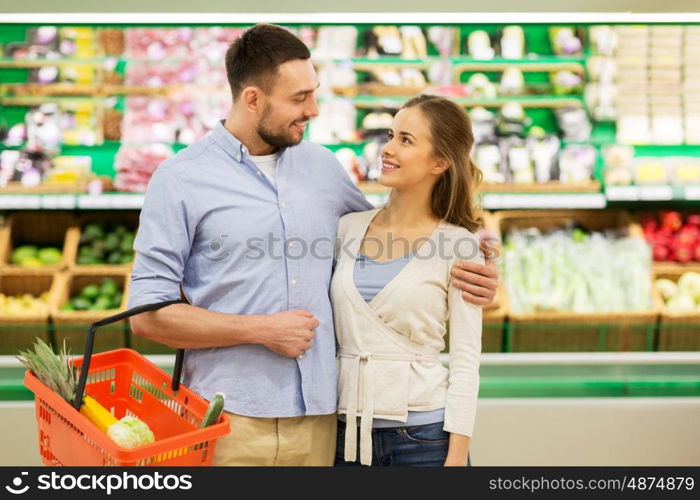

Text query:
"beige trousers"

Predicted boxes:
[[211, 411, 337, 466]]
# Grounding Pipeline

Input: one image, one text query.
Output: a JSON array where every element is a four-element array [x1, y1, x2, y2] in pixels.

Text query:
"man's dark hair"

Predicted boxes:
[[225, 24, 311, 98]]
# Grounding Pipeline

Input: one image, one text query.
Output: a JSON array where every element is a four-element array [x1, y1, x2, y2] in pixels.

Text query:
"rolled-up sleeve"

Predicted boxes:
[[128, 165, 195, 308]]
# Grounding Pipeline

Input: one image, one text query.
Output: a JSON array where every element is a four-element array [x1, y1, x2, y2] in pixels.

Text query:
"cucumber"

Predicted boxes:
[[200, 392, 225, 428]]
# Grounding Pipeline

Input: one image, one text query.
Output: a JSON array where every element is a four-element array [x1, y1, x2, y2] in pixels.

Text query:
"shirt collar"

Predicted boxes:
[[212, 120, 246, 162], [212, 119, 289, 163]]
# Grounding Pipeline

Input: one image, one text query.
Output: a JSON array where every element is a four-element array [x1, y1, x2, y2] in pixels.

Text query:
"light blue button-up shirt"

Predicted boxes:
[[128, 120, 372, 417]]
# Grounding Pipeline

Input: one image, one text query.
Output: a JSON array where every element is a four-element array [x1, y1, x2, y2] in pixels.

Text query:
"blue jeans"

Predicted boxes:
[[334, 420, 472, 467]]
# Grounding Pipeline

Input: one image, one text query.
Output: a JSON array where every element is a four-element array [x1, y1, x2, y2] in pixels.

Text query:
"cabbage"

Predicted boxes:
[[107, 416, 155, 449]]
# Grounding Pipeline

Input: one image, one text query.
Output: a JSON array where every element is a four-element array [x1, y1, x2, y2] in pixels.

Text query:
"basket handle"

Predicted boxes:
[[72, 300, 185, 411]]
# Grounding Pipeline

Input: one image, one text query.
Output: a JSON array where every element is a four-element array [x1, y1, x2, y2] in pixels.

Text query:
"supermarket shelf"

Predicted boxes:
[[0, 192, 144, 210], [482, 192, 606, 209], [0, 58, 102, 69], [2, 352, 698, 401], [1, 83, 168, 97], [606, 185, 700, 202], [349, 95, 583, 109]]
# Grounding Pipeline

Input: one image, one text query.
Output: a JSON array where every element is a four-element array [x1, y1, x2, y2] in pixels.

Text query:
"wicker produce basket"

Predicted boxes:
[[50, 270, 129, 353], [0, 270, 56, 354], [493, 210, 658, 352], [0, 212, 79, 270], [69, 212, 139, 271], [655, 270, 700, 351]]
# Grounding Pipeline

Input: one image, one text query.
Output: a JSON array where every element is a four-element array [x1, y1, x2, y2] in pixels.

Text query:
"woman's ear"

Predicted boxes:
[[432, 157, 450, 175]]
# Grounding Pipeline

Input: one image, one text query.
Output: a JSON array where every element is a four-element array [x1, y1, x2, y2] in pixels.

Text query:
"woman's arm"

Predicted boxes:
[[442, 230, 484, 466], [445, 434, 471, 466]]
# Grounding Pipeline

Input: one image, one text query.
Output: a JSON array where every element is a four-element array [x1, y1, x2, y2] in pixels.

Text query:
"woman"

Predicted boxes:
[[331, 95, 483, 467]]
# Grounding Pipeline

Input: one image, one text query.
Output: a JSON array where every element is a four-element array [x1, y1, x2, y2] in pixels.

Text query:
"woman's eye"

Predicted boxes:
[[402, 137, 411, 144]]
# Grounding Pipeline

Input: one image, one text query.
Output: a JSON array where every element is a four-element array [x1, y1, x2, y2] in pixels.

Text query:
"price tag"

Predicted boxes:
[[111, 194, 144, 209], [685, 186, 700, 200], [638, 185, 673, 200], [77, 195, 111, 209], [606, 186, 639, 201], [41, 195, 76, 209]]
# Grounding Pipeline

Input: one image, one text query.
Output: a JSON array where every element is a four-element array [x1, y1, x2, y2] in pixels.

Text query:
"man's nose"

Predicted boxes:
[[307, 96, 319, 118]]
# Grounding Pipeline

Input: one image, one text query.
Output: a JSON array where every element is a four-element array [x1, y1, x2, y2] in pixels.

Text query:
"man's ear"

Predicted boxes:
[[240, 86, 262, 113]]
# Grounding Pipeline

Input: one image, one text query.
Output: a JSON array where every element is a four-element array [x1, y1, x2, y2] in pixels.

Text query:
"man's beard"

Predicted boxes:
[[257, 104, 304, 149]]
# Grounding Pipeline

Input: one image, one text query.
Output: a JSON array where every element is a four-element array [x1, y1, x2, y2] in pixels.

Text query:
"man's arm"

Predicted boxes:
[[450, 230, 500, 307], [130, 305, 318, 357]]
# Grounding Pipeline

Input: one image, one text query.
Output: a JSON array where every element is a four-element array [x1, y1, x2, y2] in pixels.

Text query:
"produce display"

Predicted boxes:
[[77, 223, 135, 265], [640, 211, 700, 263], [502, 224, 652, 314], [655, 272, 700, 312], [0, 292, 50, 316], [9, 245, 62, 268], [59, 278, 123, 311]]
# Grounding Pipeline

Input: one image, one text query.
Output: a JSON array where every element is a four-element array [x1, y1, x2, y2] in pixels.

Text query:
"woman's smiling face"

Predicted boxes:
[[379, 106, 445, 190]]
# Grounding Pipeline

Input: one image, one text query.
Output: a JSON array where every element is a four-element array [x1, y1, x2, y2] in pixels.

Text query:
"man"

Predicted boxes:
[[128, 24, 499, 466]]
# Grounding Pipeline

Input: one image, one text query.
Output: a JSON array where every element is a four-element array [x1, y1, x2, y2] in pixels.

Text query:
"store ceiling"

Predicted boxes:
[[0, 0, 699, 13]]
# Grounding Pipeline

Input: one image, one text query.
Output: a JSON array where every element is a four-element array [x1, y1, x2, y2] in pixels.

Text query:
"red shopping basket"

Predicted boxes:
[[24, 300, 230, 466]]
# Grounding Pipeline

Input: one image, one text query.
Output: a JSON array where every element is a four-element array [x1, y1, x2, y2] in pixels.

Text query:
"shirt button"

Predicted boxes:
[[291, 279, 297, 286], [280, 202, 288, 208]]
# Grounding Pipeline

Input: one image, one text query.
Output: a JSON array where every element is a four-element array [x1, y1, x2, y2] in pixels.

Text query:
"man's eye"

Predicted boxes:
[[295, 96, 306, 103]]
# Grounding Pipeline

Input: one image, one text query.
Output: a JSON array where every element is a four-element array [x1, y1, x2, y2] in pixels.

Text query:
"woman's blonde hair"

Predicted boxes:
[[401, 94, 483, 232]]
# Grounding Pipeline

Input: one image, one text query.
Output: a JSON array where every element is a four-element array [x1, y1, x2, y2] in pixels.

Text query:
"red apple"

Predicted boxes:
[[653, 244, 670, 261], [694, 245, 700, 262], [677, 228, 698, 247], [686, 214, 700, 228], [661, 211, 683, 231], [676, 247, 693, 263]]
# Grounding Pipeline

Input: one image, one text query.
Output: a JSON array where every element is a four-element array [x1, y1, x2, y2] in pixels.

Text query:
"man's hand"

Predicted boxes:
[[261, 310, 319, 358], [450, 232, 500, 307]]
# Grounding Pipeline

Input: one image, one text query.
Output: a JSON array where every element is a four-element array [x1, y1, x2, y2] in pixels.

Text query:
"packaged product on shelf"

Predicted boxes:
[[113, 143, 173, 193], [526, 130, 560, 183], [308, 99, 357, 144], [550, 70, 584, 96], [426, 27, 460, 57], [98, 29, 125, 56], [503, 137, 533, 183], [312, 26, 358, 60], [474, 143, 504, 184], [467, 30, 494, 60], [469, 107, 497, 144], [499, 67, 525, 95], [602, 144, 635, 185], [496, 102, 529, 137], [548, 27, 583, 56], [498, 26, 525, 59], [669, 157, 700, 185], [633, 157, 669, 185], [589, 25, 618, 56], [467, 73, 497, 99], [364, 26, 403, 57], [616, 112, 651, 144], [558, 144, 596, 184], [399, 26, 428, 59], [554, 107, 591, 142], [44, 155, 92, 185], [361, 111, 394, 134]]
